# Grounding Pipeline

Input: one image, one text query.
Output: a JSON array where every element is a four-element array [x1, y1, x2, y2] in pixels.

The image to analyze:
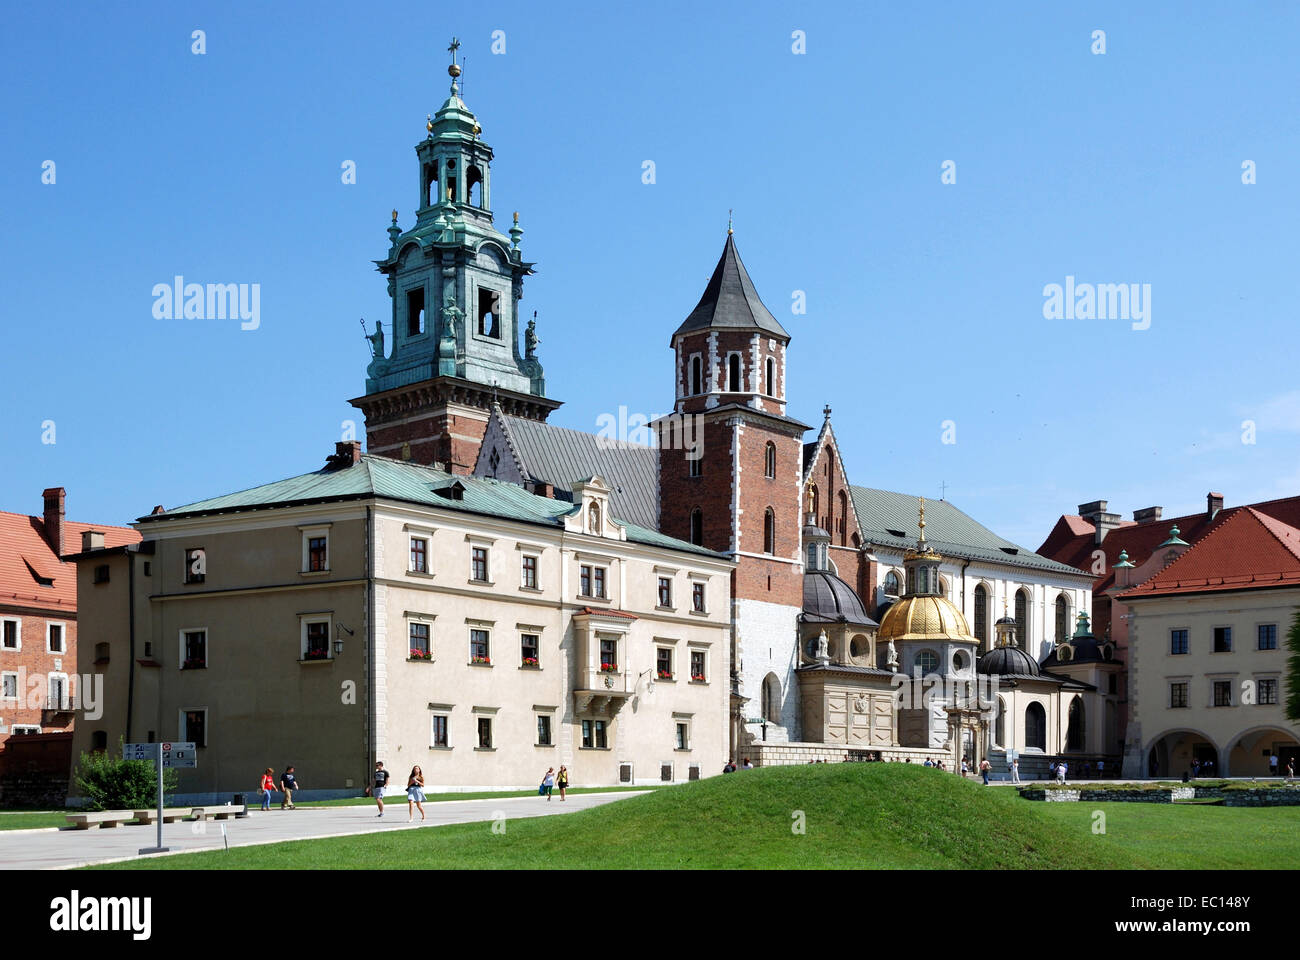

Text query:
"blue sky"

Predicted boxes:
[[3, 1, 1298, 548]]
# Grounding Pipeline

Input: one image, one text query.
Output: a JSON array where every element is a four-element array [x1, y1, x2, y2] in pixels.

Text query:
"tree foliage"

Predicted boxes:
[[74, 739, 179, 811], [1285, 609, 1300, 724]]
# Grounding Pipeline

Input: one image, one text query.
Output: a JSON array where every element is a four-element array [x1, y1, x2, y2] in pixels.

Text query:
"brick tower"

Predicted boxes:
[[351, 39, 560, 472], [654, 229, 809, 744]]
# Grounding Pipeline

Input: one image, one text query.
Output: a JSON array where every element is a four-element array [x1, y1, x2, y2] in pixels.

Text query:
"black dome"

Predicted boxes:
[[803, 571, 876, 625], [977, 645, 1042, 678]]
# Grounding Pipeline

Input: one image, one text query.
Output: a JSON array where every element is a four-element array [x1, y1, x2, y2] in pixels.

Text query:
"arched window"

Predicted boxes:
[[1015, 589, 1029, 650], [763, 508, 775, 554], [765, 356, 776, 395], [727, 354, 742, 392], [837, 490, 849, 545], [689, 355, 703, 395], [589, 502, 601, 535], [1055, 594, 1069, 642], [761, 673, 781, 724], [1066, 696, 1085, 751], [973, 584, 988, 647], [764, 442, 776, 479], [915, 650, 938, 675], [995, 696, 1006, 746], [1024, 702, 1046, 751], [689, 508, 703, 546], [883, 571, 900, 596], [467, 166, 484, 206]]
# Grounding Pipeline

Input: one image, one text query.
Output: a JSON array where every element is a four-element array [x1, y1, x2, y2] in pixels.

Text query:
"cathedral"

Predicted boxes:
[[350, 48, 1101, 774]]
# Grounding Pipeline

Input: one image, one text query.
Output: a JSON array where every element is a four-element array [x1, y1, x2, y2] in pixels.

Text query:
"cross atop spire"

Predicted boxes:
[[448, 37, 461, 63], [727, 209, 733, 235]]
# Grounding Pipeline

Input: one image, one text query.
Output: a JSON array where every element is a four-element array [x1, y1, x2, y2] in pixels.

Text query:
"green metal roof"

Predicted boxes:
[[143, 455, 726, 559], [849, 485, 1090, 578]]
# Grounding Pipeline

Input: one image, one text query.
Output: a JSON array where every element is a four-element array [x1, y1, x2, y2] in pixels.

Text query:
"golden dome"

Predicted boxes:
[[877, 594, 977, 645]]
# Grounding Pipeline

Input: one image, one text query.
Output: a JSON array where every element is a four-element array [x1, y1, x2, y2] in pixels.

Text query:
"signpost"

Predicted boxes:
[[124, 741, 196, 855]]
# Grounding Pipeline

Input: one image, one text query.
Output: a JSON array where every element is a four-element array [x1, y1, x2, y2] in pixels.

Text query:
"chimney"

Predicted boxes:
[[326, 441, 363, 470], [1077, 499, 1123, 544], [529, 480, 553, 499], [1207, 491, 1224, 520], [42, 487, 66, 557], [81, 529, 105, 551], [1132, 506, 1163, 524]]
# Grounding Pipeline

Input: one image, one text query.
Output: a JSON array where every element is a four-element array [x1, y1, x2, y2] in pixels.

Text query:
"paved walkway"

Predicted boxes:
[[0, 792, 645, 870]]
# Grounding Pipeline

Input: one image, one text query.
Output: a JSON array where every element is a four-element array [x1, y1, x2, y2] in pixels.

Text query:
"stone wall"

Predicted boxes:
[[740, 740, 947, 767]]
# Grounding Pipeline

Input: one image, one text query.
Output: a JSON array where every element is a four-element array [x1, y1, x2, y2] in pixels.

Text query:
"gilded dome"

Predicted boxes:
[[876, 594, 977, 644]]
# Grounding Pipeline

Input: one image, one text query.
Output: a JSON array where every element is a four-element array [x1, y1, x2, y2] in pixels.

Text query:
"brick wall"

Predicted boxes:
[[366, 411, 488, 474], [0, 609, 77, 746]]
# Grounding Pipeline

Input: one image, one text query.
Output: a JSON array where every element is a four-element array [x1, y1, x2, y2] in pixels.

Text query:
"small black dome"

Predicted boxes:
[[803, 571, 876, 625], [977, 645, 1041, 677]]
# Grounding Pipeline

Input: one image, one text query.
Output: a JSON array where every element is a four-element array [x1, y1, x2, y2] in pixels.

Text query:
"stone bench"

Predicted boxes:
[[65, 810, 138, 830], [131, 807, 197, 824], [188, 805, 246, 821]]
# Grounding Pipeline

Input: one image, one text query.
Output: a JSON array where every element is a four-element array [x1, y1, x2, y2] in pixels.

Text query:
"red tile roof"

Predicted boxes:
[[1038, 493, 1300, 598], [0, 510, 139, 614], [573, 606, 639, 620], [1119, 508, 1300, 599]]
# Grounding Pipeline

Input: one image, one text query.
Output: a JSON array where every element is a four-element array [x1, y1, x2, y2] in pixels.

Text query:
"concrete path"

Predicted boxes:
[[0, 792, 646, 870]]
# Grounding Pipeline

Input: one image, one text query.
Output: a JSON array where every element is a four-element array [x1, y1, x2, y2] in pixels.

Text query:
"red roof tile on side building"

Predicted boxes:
[[0, 510, 139, 613]]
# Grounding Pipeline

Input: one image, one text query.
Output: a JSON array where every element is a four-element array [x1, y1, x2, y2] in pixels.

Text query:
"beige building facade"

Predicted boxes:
[[70, 449, 733, 802]]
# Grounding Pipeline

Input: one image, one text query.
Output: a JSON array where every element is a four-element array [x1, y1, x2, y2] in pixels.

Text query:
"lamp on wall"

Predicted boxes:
[[637, 668, 655, 694], [335, 623, 355, 656]]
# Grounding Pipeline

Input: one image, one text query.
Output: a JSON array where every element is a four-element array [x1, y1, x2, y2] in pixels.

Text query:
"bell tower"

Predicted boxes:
[[351, 38, 560, 472]]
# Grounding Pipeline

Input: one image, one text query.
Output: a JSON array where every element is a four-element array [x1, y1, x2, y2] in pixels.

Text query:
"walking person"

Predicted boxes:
[[1288, 760, 1296, 782], [1269, 753, 1279, 777], [406, 766, 426, 822], [372, 761, 390, 817], [259, 767, 275, 811], [1010, 758, 1021, 783], [279, 765, 299, 810], [961, 757, 969, 778], [1056, 761, 1067, 784], [979, 758, 991, 785], [541, 766, 556, 800], [556, 765, 569, 801]]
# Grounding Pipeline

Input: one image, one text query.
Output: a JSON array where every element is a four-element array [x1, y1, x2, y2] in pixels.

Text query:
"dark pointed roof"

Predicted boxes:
[[674, 235, 789, 339]]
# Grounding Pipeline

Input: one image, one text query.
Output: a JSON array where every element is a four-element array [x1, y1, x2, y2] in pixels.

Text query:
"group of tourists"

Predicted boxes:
[[257, 765, 301, 810]]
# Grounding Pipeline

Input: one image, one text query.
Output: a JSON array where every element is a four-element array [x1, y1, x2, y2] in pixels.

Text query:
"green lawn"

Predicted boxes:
[[0, 811, 68, 831], [89, 763, 1300, 870], [296, 785, 655, 807]]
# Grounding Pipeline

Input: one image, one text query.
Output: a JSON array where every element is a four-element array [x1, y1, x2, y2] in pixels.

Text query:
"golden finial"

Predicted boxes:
[[447, 37, 462, 77], [513, 211, 519, 224], [918, 497, 927, 541], [391, 209, 398, 224], [426, 113, 433, 134]]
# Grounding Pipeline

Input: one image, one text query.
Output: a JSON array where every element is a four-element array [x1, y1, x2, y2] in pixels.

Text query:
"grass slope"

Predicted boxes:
[[84, 764, 1130, 870]]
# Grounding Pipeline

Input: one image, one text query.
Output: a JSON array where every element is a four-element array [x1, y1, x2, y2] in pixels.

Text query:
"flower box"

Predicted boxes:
[[182, 659, 207, 670], [600, 663, 619, 673], [521, 657, 540, 668], [657, 670, 674, 680], [471, 656, 492, 665], [691, 674, 706, 682], [408, 649, 433, 661]]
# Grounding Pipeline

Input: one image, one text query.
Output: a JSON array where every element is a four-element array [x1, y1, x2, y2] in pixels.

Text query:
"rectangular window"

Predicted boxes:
[[410, 537, 428, 573], [1259, 624, 1278, 650], [1213, 627, 1232, 653], [658, 576, 672, 607], [12, 725, 41, 735], [431, 715, 448, 748], [47, 623, 64, 654], [521, 633, 539, 668], [1259, 678, 1279, 705], [1170, 629, 1189, 655], [599, 638, 618, 672], [1213, 680, 1232, 707], [582, 719, 608, 749], [690, 650, 706, 682], [537, 714, 552, 746], [1107, 674, 1118, 694], [1, 672, 18, 699], [470, 629, 491, 664], [93, 564, 110, 584], [471, 547, 489, 582], [580, 564, 607, 598], [182, 709, 207, 747], [1170, 682, 1189, 708], [1, 619, 18, 650], [182, 630, 207, 670], [477, 716, 493, 749], [688, 454, 701, 478], [307, 536, 328, 573], [409, 622, 431, 658], [303, 620, 330, 661], [657, 647, 673, 680], [521, 554, 538, 589], [184, 547, 206, 584], [692, 582, 706, 613], [48, 675, 67, 710], [407, 287, 425, 336], [594, 567, 606, 598], [477, 288, 502, 339], [676, 722, 689, 750]]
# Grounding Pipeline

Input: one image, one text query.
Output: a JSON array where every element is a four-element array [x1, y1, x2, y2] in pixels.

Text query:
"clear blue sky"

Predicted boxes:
[[4, 1, 1298, 548]]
